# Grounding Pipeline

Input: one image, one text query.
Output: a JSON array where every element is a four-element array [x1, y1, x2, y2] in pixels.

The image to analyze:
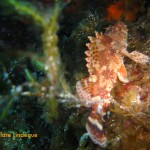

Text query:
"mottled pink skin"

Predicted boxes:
[[76, 22, 128, 103]]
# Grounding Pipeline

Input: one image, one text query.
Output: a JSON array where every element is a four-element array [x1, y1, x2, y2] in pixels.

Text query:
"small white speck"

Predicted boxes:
[[45, 65, 49, 70], [41, 86, 46, 91]]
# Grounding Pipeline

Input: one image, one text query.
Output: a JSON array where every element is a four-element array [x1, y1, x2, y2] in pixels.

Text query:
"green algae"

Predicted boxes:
[[0, 0, 150, 149]]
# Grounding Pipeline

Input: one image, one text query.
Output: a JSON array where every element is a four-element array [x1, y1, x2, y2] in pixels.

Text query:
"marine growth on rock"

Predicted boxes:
[[76, 22, 150, 148]]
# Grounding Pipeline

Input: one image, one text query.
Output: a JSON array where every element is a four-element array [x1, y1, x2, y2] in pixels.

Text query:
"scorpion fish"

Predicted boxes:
[[76, 22, 150, 147]]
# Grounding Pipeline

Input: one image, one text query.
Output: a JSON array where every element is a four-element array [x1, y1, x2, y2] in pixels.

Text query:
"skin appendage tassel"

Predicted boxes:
[[76, 22, 150, 147]]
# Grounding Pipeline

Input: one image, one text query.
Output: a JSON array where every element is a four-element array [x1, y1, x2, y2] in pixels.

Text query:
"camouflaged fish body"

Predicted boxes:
[[76, 22, 129, 104], [76, 22, 150, 147]]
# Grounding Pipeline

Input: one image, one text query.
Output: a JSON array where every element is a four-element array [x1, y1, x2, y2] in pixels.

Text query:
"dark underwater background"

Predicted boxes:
[[0, 0, 150, 149]]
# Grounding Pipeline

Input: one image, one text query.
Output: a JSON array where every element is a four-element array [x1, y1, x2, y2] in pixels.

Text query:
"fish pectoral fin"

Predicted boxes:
[[117, 63, 129, 83], [76, 78, 92, 101]]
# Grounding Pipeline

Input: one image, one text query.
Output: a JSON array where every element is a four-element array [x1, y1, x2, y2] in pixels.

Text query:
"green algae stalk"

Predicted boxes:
[[4, 0, 46, 27], [31, 58, 45, 72], [42, 3, 61, 87], [0, 99, 13, 122], [25, 69, 35, 83], [41, 3, 64, 122]]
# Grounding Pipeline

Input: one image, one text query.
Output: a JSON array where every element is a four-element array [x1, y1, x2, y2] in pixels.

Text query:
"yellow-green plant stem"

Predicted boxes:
[[5, 0, 46, 27], [42, 3, 63, 122], [42, 3, 61, 88]]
